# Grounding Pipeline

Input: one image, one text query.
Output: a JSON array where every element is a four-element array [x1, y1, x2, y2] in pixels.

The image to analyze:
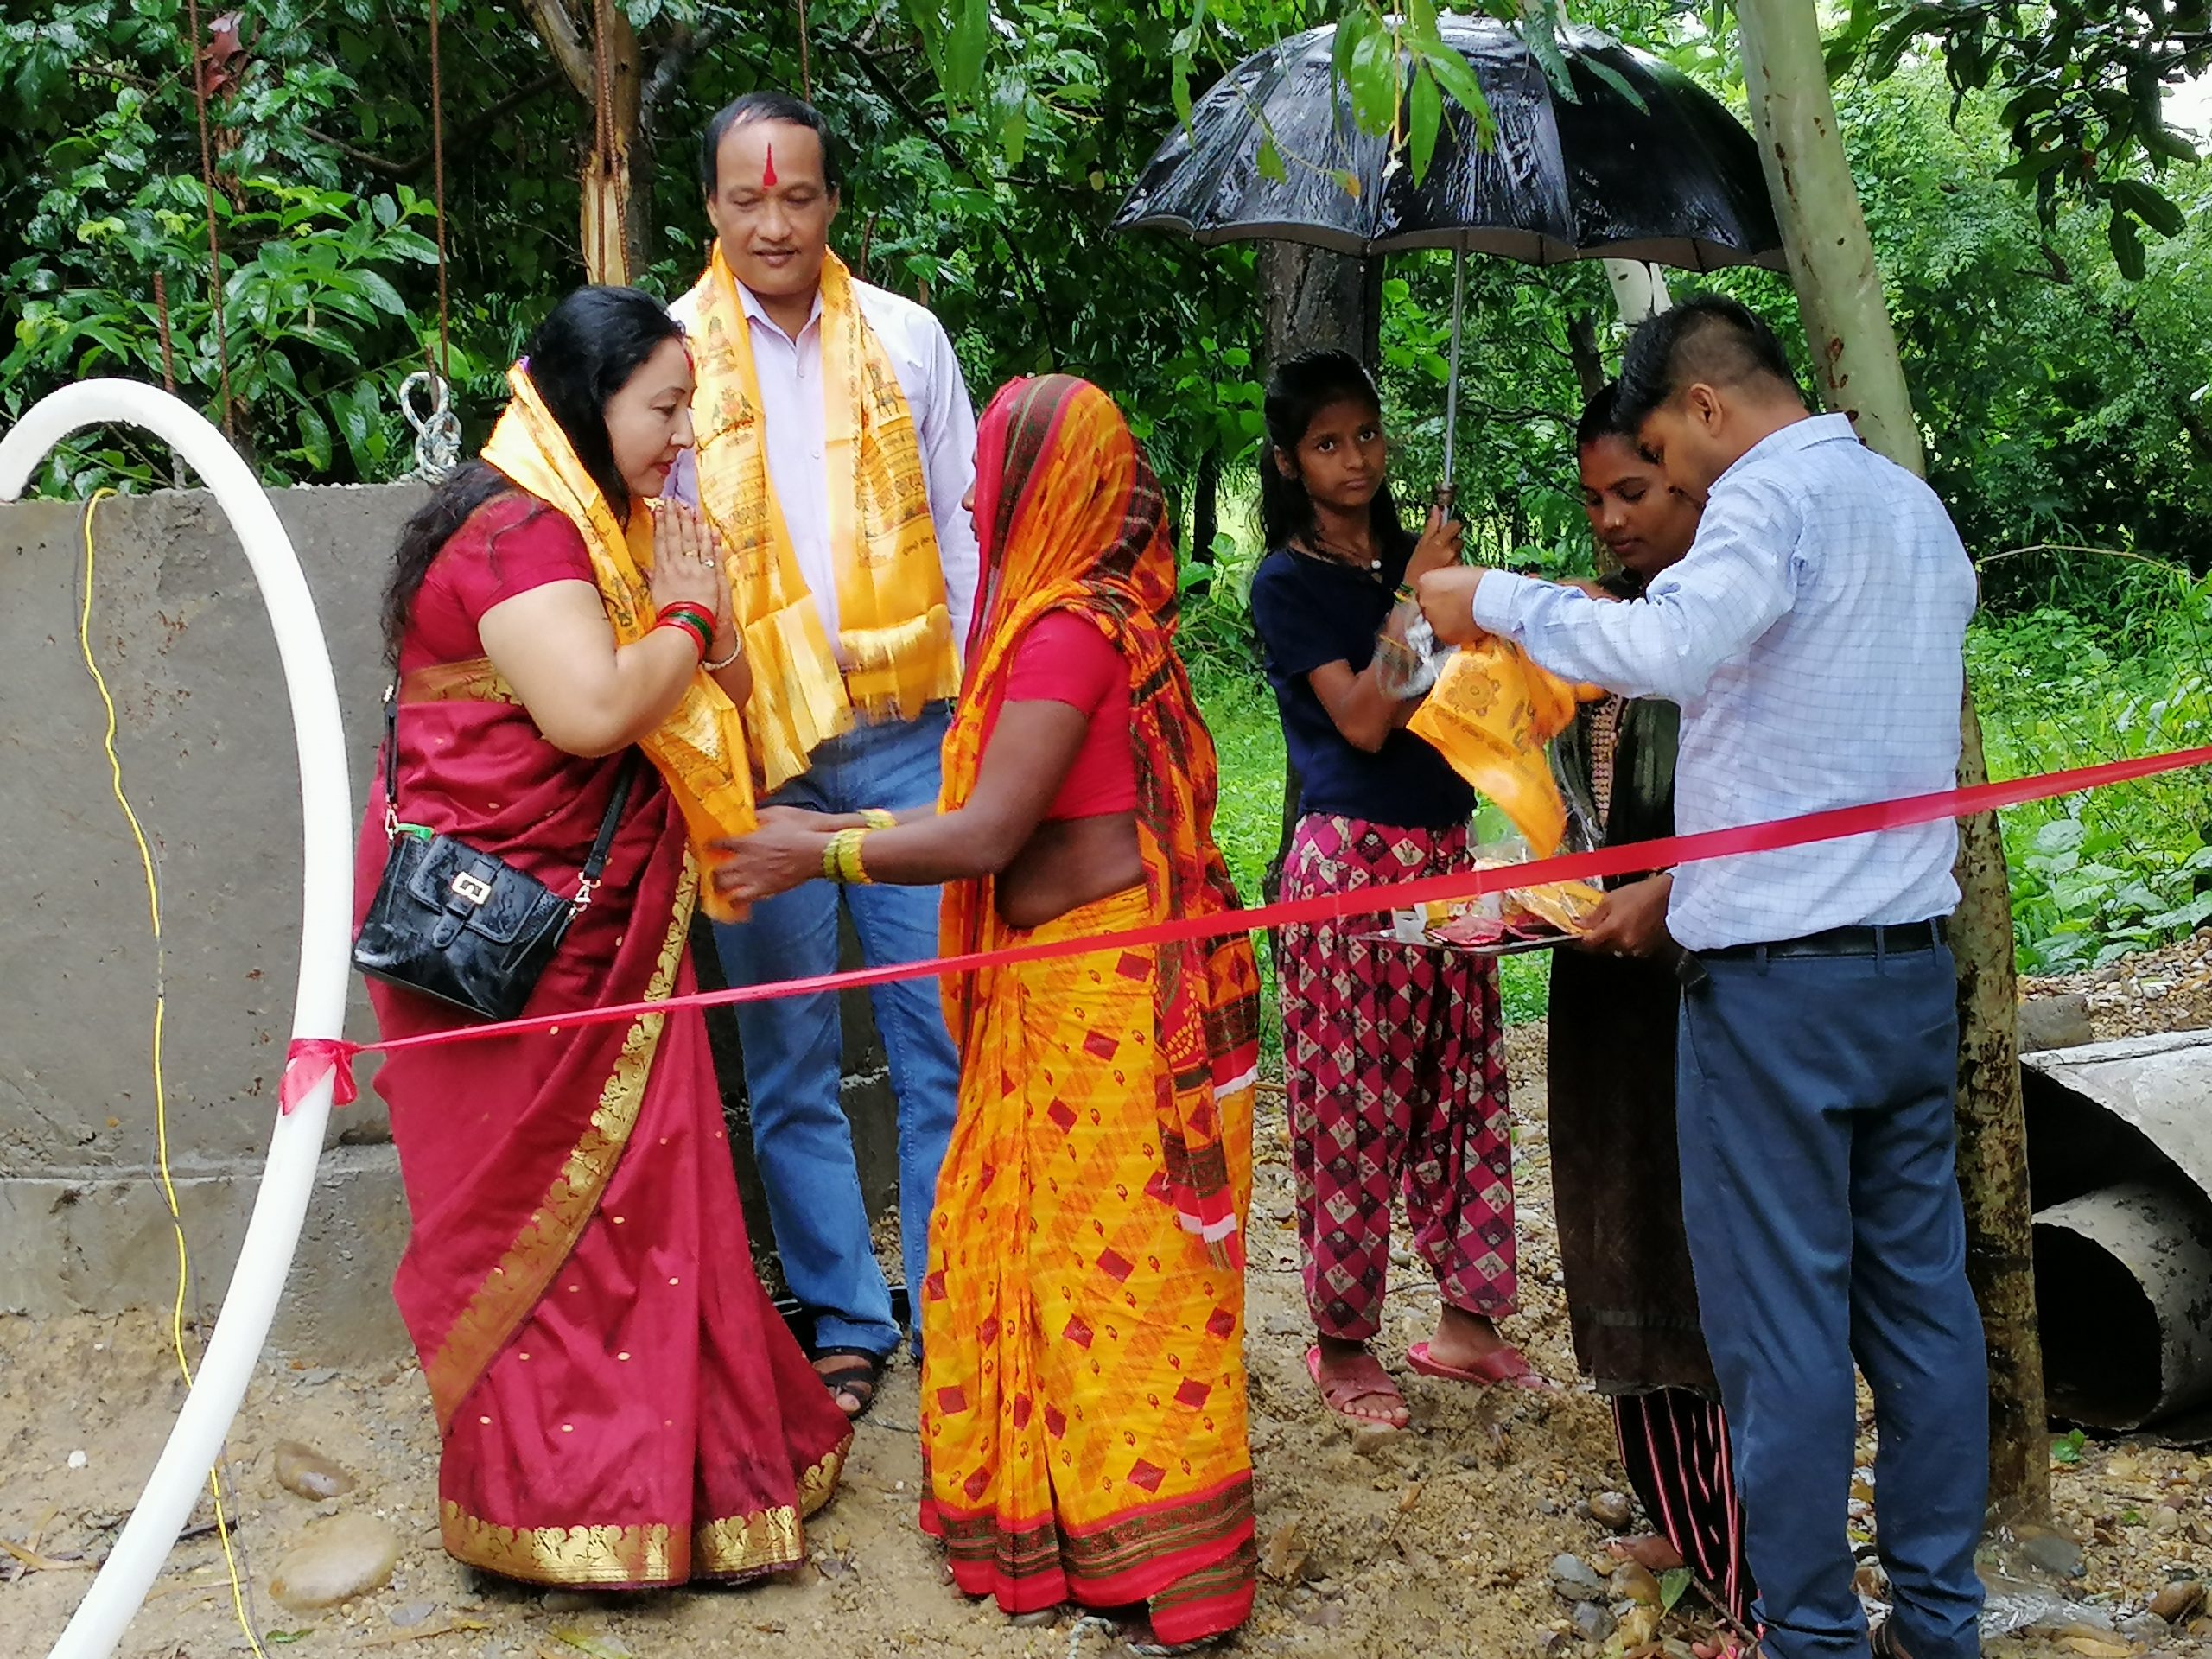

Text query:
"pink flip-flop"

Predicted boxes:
[[1406, 1339, 1558, 1391], [1305, 1344, 1409, 1427]]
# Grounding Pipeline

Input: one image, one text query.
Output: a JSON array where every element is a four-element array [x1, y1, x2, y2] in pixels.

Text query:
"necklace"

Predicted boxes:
[[1295, 530, 1386, 580]]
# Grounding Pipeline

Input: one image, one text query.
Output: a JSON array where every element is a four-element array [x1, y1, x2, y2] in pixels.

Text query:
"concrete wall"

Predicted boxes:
[[0, 481, 896, 1362]]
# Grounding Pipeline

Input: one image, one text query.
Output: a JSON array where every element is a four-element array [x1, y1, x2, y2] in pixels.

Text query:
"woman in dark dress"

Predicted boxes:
[[1548, 384, 1753, 1630]]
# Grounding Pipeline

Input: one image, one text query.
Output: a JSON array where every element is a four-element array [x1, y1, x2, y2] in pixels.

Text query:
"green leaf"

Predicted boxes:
[[1408, 63, 1443, 184], [947, 0, 989, 102], [296, 402, 332, 472], [1344, 22, 1400, 138], [264, 1632, 315, 1646], [2110, 179, 2185, 239], [2107, 209, 2145, 282], [1659, 1567, 1692, 1611], [1421, 40, 1495, 150], [1579, 56, 1645, 115], [1256, 135, 1287, 184], [348, 269, 409, 316]]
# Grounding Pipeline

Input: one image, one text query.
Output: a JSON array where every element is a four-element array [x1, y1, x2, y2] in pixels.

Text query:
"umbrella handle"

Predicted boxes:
[[1431, 482, 1458, 517]]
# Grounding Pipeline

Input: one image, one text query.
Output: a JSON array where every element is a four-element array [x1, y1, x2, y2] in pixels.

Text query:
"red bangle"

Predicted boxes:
[[657, 601, 715, 634], [655, 615, 709, 661]]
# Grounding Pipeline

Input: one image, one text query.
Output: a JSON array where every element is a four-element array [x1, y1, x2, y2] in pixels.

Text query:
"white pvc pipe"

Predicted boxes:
[[0, 381, 353, 1659]]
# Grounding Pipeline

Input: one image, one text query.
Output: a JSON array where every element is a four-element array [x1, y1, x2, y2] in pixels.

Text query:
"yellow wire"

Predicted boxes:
[[79, 490, 269, 1659]]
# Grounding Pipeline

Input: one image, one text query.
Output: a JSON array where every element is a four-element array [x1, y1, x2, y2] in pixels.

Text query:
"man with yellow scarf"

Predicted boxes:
[[673, 91, 977, 1421]]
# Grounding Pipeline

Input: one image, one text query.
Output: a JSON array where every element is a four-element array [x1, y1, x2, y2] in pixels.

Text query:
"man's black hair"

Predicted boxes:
[[1615, 296, 1797, 429], [700, 91, 843, 198]]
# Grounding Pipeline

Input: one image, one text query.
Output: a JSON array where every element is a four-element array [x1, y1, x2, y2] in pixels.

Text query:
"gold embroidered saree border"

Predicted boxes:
[[422, 855, 698, 1430], [439, 1436, 849, 1586]]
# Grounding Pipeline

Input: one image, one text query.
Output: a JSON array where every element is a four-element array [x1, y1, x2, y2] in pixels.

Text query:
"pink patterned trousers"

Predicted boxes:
[[1278, 815, 1517, 1343]]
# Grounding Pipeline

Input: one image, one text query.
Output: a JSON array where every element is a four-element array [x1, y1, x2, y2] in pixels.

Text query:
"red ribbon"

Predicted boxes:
[[278, 1036, 359, 1116], [280, 741, 2212, 1113]]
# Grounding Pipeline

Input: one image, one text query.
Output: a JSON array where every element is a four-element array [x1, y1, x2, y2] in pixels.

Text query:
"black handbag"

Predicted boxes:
[[353, 690, 639, 1022]]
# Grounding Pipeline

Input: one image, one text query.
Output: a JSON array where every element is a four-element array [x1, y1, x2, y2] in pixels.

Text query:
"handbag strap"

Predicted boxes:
[[383, 678, 642, 910]]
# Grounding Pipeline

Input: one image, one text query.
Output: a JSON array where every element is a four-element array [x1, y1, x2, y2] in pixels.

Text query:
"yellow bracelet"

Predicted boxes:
[[820, 833, 844, 883], [858, 808, 898, 831], [825, 827, 874, 886]]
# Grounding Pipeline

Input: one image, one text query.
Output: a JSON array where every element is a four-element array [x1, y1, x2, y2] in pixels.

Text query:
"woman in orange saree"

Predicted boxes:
[[357, 286, 849, 1587], [719, 373, 1262, 1648]]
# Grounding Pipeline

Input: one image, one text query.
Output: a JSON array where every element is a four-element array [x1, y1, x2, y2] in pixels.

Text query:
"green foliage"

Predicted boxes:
[[1848, 0, 2209, 271], [1840, 67, 2212, 592], [1971, 559, 2212, 973]]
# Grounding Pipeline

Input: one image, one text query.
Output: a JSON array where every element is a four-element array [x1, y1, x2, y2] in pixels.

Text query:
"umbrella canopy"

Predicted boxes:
[[1114, 17, 1783, 272]]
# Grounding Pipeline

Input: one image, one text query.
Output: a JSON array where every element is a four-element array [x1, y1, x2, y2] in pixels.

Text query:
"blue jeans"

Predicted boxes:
[[711, 705, 960, 1359], [1676, 941, 1987, 1659]]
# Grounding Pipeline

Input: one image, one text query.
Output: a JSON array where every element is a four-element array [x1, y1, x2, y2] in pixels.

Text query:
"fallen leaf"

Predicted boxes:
[[0, 1539, 85, 1572], [1397, 1481, 1425, 1514], [552, 1632, 634, 1659], [2061, 1639, 2133, 1658]]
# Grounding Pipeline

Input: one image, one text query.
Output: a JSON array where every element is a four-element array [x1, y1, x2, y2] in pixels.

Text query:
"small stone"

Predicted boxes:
[[387, 1600, 438, 1628], [2149, 1580, 2205, 1624], [1549, 1554, 1608, 1603], [67, 1450, 88, 1470], [1617, 1605, 1662, 1649], [2018, 1526, 2088, 1580], [1570, 1599, 1617, 1643], [541, 1590, 593, 1612], [274, 1440, 356, 1501], [1610, 1560, 1662, 1606], [2018, 994, 2094, 1052], [1299, 1602, 1343, 1629], [268, 1514, 401, 1611], [1586, 1491, 1634, 1530], [1351, 1422, 1402, 1459], [2149, 1505, 2183, 1534]]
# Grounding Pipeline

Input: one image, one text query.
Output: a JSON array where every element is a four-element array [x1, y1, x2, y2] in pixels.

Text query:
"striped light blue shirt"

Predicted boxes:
[[1469, 414, 1976, 950]]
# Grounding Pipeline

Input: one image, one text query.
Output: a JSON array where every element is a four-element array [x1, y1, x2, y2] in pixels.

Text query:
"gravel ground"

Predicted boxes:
[[4, 1030, 2209, 1657], [2024, 926, 2212, 1043]]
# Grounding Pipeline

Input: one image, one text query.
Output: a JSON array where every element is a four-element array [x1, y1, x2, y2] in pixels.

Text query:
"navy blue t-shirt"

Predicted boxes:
[[1249, 543, 1477, 831]]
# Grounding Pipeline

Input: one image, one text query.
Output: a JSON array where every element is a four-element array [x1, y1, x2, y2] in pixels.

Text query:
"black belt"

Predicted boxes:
[[1701, 919, 1948, 963]]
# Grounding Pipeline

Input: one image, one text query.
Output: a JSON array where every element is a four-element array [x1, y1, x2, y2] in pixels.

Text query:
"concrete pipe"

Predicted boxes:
[[2031, 1179, 2212, 1431]]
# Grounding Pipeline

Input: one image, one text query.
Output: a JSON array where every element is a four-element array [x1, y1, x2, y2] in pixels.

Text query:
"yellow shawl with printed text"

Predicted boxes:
[[1408, 640, 1600, 857], [480, 365, 755, 922], [683, 245, 959, 790]]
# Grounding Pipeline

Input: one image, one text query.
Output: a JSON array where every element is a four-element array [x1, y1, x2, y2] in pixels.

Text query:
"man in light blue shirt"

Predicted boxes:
[[1421, 298, 1987, 1659]]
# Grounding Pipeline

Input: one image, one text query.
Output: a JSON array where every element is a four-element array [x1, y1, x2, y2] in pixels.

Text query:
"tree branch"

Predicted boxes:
[[517, 0, 595, 101], [831, 34, 1065, 354], [306, 69, 568, 181]]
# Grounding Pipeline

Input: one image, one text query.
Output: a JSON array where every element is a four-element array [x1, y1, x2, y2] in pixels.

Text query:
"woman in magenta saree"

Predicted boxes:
[[356, 287, 849, 1586]]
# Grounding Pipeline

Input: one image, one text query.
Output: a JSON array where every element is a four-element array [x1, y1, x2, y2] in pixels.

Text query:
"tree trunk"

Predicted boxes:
[[519, 0, 650, 283], [1189, 444, 1222, 594], [1735, 0, 2050, 1527], [1257, 242, 1384, 906], [1567, 310, 1607, 404]]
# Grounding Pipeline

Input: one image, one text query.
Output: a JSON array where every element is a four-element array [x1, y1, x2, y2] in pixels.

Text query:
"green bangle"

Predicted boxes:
[[1394, 582, 1417, 605]]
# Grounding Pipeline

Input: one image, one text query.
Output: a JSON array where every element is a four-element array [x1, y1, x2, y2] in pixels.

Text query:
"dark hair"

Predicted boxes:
[[1575, 381, 1637, 451], [1258, 348, 1415, 558], [1615, 296, 1797, 430], [380, 284, 683, 661], [700, 91, 843, 198]]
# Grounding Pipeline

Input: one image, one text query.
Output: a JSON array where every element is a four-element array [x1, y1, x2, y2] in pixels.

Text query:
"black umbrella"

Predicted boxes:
[[1115, 16, 1783, 481]]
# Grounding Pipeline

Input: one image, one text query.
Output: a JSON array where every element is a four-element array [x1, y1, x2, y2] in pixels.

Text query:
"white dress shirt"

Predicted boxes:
[[1469, 414, 1977, 950], [672, 275, 981, 658]]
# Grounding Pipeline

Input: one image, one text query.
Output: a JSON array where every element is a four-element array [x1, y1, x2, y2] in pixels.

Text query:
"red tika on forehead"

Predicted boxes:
[[762, 143, 778, 188]]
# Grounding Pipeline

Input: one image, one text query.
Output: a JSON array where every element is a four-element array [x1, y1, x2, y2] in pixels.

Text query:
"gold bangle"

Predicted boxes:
[[703, 634, 744, 671], [858, 808, 898, 831]]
